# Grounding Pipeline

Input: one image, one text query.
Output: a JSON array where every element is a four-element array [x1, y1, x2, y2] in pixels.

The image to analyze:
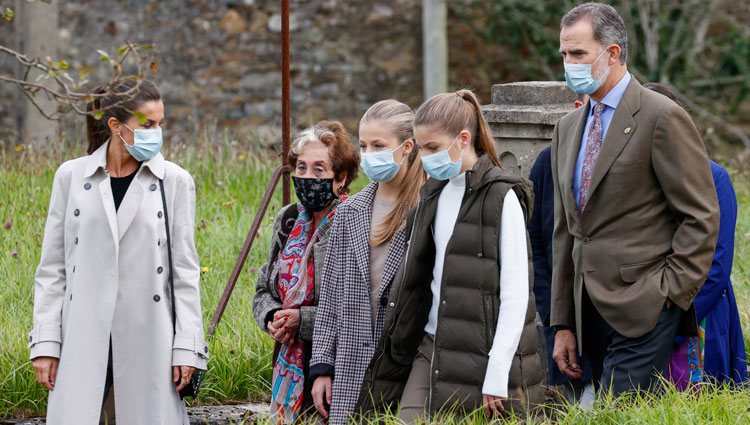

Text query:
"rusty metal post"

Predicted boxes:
[[208, 0, 293, 336], [281, 0, 291, 205], [208, 165, 291, 336]]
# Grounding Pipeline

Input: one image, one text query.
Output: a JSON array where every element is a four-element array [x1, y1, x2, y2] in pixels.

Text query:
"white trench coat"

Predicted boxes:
[[29, 141, 209, 425]]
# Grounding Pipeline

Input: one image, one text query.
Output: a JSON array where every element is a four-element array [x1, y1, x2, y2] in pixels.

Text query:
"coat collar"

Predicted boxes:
[[348, 181, 379, 212], [347, 183, 378, 289], [420, 154, 498, 201], [563, 105, 590, 218], [344, 182, 408, 333], [563, 76, 642, 218], [583, 76, 641, 211], [84, 140, 166, 180], [419, 154, 532, 213], [85, 140, 166, 244]]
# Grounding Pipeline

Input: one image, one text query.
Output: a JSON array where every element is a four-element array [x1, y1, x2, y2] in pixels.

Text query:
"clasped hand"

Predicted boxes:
[[267, 309, 300, 346]]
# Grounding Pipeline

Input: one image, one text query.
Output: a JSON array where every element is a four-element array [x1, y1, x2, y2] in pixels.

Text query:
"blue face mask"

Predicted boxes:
[[119, 124, 163, 162], [564, 49, 611, 95], [420, 136, 464, 181], [360, 140, 407, 182]]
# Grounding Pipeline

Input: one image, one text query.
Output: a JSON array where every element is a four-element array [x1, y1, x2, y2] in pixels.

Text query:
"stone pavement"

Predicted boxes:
[[3, 402, 269, 425]]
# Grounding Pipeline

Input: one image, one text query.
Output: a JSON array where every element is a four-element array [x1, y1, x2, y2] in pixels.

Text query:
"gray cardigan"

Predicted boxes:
[[252, 203, 331, 341]]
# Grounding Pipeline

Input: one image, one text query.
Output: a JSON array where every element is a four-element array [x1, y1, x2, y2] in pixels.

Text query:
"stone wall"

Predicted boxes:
[[0, 4, 20, 143], [0, 0, 526, 147]]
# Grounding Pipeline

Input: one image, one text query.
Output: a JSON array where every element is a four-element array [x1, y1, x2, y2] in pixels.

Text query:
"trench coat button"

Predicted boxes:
[[434, 370, 439, 375], [389, 302, 395, 307], [204, 346, 209, 354], [157, 266, 164, 274], [158, 211, 163, 219], [74, 209, 80, 217], [153, 295, 161, 302], [84, 182, 91, 190], [582, 236, 591, 244], [150, 183, 158, 191]]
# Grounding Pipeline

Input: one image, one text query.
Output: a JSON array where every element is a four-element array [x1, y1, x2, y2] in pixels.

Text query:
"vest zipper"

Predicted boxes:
[[429, 172, 473, 414], [428, 334, 436, 414], [484, 295, 494, 352]]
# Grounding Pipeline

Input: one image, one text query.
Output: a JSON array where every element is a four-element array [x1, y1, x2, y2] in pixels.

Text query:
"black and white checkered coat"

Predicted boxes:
[[311, 183, 407, 425]]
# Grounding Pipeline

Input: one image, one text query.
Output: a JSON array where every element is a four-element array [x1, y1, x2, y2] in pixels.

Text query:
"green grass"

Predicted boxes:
[[238, 380, 750, 424], [0, 141, 748, 423], [0, 141, 284, 417]]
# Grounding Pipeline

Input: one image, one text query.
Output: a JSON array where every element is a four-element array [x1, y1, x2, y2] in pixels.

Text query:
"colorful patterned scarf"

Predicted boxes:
[[270, 196, 346, 423]]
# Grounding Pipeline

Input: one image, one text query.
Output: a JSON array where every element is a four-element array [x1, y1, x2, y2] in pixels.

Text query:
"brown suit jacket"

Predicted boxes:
[[550, 76, 719, 349]]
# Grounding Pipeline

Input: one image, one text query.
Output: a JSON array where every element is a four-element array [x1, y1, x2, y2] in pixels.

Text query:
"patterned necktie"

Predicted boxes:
[[578, 102, 606, 212]]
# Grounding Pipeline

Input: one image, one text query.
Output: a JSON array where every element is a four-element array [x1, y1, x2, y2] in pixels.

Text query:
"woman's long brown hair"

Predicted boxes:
[[85, 79, 162, 154]]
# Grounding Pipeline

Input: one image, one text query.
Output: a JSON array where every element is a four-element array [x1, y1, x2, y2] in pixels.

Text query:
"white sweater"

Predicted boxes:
[[424, 172, 529, 398]]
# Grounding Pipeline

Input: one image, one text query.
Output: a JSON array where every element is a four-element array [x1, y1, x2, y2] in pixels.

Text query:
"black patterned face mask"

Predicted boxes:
[[292, 176, 338, 212]]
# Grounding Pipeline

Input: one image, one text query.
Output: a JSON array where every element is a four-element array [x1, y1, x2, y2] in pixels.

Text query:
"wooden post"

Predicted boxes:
[[422, 0, 448, 99], [16, 0, 59, 147]]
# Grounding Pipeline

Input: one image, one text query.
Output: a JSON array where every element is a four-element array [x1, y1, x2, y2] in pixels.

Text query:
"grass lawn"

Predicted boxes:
[[0, 141, 748, 423]]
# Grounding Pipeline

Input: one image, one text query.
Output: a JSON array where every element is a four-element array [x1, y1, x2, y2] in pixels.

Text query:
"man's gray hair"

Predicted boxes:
[[561, 2, 628, 64]]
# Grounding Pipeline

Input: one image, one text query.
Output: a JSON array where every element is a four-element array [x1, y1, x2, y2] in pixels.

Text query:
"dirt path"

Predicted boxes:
[[2, 403, 269, 425]]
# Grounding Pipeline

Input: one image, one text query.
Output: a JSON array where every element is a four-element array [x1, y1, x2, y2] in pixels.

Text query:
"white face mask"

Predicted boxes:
[[119, 123, 163, 162], [419, 136, 464, 181], [360, 140, 407, 182], [564, 48, 611, 95]]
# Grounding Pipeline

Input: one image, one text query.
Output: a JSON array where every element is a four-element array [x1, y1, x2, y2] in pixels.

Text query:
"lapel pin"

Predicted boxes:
[[624, 127, 632, 134]]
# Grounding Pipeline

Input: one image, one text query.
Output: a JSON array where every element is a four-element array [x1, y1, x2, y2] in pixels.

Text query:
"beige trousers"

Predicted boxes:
[[398, 333, 434, 424]]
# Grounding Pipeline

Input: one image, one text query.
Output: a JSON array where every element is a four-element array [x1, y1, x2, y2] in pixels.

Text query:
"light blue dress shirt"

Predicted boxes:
[[573, 72, 632, 208]]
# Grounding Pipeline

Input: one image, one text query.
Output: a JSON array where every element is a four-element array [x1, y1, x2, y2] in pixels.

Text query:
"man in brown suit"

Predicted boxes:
[[550, 2, 719, 396]]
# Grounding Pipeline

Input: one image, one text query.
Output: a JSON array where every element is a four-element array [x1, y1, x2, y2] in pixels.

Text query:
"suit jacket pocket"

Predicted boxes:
[[619, 259, 663, 283], [609, 160, 643, 175]]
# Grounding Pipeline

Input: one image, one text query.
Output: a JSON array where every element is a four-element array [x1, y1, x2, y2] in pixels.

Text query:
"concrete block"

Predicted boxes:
[[491, 81, 577, 106], [482, 81, 576, 177]]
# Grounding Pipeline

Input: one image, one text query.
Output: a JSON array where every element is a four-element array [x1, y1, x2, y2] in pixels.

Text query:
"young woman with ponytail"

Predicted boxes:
[[372, 90, 544, 421], [309, 100, 425, 424]]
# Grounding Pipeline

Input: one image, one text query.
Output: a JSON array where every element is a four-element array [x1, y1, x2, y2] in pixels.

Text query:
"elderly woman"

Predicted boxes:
[[253, 120, 359, 423], [29, 79, 208, 425]]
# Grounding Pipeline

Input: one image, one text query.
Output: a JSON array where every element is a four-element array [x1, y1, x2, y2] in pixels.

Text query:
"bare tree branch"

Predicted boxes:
[[637, 0, 660, 74], [0, 41, 157, 120]]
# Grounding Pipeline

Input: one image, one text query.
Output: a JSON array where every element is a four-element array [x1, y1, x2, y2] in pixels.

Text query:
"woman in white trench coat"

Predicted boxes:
[[28, 79, 208, 425]]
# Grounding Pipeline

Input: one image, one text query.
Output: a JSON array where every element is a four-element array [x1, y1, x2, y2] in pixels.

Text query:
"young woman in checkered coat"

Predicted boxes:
[[252, 121, 359, 424], [309, 100, 425, 424]]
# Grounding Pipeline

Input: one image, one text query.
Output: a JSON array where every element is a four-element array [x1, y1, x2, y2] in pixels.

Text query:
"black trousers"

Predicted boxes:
[[102, 339, 114, 403], [99, 338, 115, 424], [581, 283, 682, 396]]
